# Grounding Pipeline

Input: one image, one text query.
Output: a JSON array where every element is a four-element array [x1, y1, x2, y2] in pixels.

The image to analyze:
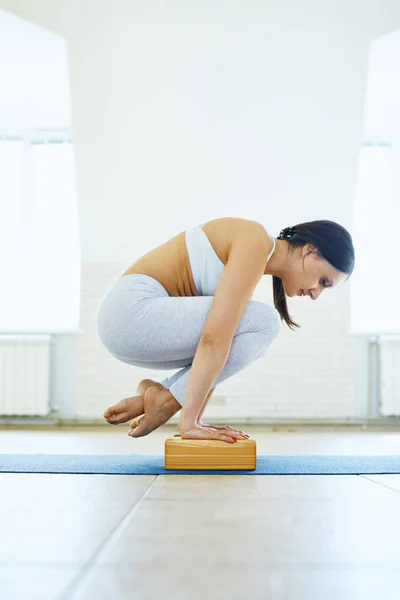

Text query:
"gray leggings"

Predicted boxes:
[[96, 274, 281, 406]]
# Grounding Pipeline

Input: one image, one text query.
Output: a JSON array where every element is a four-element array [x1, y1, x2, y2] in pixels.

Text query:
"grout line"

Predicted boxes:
[[56, 475, 160, 600], [358, 474, 400, 495]]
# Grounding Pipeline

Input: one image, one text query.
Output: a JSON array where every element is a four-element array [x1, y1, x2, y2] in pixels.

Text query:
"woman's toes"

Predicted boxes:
[[104, 395, 144, 424], [104, 404, 127, 424], [129, 414, 146, 432], [128, 414, 147, 437], [127, 386, 181, 438], [103, 405, 120, 420]]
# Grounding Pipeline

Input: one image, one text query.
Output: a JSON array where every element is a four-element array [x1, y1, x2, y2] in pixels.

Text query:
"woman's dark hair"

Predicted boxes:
[[273, 220, 355, 331]]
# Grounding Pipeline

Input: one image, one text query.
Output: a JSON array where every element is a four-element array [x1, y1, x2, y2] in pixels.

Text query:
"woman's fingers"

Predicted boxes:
[[179, 424, 251, 444], [211, 431, 237, 443], [203, 427, 244, 443], [180, 425, 237, 443], [201, 424, 248, 436], [220, 435, 238, 443], [207, 426, 249, 439]]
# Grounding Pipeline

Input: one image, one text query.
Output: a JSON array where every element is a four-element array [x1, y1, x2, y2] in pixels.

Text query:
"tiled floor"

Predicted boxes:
[[1, 424, 400, 600]]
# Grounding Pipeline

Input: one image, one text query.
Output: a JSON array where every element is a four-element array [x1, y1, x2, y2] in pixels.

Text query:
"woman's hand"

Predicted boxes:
[[198, 422, 249, 439], [178, 423, 248, 443]]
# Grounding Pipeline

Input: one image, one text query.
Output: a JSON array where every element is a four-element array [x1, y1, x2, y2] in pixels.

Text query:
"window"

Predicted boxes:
[[350, 144, 398, 333], [0, 134, 80, 332]]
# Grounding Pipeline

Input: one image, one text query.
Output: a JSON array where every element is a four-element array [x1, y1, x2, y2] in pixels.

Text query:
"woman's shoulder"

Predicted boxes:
[[204, 216, 272, 246]]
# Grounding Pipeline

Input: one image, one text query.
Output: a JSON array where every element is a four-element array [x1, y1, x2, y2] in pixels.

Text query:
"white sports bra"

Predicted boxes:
[[185, 223, 276, 296]]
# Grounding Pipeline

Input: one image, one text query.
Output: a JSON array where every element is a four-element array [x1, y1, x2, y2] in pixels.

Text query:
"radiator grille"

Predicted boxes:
[[380, 338, 400, 417], [0, 335, 51, 416]]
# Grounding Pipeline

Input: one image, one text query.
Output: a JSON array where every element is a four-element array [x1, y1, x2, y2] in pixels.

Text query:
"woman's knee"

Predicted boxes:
[[247, 301, 282, 339], [232, 302, 281, 365]]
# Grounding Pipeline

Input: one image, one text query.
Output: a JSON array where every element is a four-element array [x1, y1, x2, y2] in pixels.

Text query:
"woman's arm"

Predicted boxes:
[[178, 223, 269, 434], [178, 340, 230, 434], [197, 385, 216, 424]]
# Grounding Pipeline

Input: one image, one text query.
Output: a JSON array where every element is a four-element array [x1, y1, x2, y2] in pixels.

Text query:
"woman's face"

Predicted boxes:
[[283, 243, 347, 300]]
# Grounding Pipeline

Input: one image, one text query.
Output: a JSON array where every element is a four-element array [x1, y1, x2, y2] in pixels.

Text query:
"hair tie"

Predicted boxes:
[[278, 226, 295, 240]]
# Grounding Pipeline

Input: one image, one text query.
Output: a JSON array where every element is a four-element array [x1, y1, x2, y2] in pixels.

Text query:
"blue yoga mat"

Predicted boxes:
[[0, 454, 399, 475]]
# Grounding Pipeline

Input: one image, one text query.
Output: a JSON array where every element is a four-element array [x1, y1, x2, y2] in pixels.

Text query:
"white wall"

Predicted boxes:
[[0, 10, 70, 130], [2, 0, 400, 422]]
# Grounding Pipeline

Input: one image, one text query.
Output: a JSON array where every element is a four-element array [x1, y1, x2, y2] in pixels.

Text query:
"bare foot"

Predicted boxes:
[[103, 378, 157, 424], [128, 384, 181, 438]]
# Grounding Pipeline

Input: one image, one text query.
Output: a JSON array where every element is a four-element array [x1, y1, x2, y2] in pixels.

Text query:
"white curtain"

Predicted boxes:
[[0, 138, 80, 332]]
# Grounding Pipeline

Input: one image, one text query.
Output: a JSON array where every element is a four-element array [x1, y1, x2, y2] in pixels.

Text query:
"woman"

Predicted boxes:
[[96, 217, 355, 443]]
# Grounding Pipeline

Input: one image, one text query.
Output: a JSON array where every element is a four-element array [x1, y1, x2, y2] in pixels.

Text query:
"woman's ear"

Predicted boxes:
[[304, 243, 318, 255]]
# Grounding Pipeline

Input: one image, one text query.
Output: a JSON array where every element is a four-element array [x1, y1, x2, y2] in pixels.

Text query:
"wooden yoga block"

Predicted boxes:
[[165, 435, 257, 470]]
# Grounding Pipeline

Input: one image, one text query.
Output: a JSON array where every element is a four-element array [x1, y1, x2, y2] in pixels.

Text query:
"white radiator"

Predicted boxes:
[[380, 337, 400, 417], [0, 334, 51, 417]]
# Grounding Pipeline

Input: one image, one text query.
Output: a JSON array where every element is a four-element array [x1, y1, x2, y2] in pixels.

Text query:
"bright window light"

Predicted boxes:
[[0, 136, 81, 332], [350, 144, 398, 333]]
